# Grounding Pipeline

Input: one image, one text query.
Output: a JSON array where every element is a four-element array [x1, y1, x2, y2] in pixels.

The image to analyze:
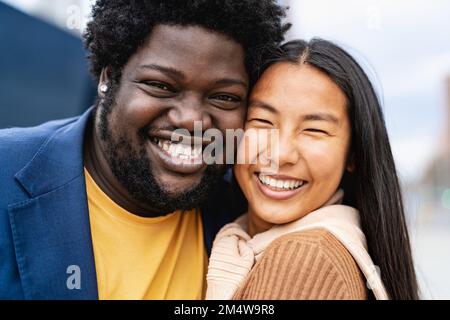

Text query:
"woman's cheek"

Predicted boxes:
[[302, 141, 346, 180], [234, 164, 246, 185], [234, 163, 253, 199]]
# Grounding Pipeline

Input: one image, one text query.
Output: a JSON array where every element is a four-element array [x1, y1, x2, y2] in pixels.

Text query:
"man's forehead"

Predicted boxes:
[[127, 24, 248, 83], [140, 25, 244, 63]]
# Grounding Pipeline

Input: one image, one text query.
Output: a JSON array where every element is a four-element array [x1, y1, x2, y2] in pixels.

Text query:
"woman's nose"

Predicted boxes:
[[168, 95, 212, 133], [272, 131, 300, 167]]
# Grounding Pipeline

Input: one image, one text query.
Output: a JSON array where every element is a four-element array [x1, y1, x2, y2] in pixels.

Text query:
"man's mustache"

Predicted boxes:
[[141, 125, 215, 145]]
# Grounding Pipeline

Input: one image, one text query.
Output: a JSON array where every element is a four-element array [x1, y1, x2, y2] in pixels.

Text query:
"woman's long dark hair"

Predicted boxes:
[[262, 39, 418, 300]]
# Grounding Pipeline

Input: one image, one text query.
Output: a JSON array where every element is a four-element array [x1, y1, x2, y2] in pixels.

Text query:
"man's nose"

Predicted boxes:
[[167, 95, 212, 133]]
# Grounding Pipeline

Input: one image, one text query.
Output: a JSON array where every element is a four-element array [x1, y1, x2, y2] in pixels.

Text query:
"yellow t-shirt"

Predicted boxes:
[[84, 168, 207, 300]]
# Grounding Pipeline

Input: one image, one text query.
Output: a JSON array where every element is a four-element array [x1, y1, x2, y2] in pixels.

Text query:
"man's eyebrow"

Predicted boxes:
[[248, 100, 278, 114], [139, 64, 247, 88], [302, 112, 339, 124], [139, 64, 185, 80], [215, 78, 248, 89]]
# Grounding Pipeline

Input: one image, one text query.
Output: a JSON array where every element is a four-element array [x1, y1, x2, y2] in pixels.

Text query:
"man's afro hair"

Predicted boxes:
[[83, 0, 290, 86]]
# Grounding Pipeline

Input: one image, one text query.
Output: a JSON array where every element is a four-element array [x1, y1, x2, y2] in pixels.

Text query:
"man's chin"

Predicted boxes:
[[154, 169, 205, 193], [157, 179, 203, 199], [156, 166, 225, 207]]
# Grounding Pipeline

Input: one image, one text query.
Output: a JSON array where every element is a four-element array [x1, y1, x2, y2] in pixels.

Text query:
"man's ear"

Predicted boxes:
[[346, 153, 356, 173], [97, 67, 111, 98]]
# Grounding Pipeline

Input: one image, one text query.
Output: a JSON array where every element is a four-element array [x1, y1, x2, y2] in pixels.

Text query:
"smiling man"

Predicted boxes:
[[0, 0, 289, 299]]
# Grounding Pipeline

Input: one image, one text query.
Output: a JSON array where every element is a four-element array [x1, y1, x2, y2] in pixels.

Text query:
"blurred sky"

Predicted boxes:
[[2, 0, 450, 183]]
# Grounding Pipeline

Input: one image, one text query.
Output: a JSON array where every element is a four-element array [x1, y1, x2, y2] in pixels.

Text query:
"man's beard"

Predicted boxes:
[[97, 99, 226, 215]]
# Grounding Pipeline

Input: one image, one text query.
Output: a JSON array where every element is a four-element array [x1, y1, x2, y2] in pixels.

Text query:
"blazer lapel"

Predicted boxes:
[[8, 108, 98, 299]]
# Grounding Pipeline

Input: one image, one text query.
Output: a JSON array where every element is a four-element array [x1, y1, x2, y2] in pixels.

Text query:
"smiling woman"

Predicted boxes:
[[206, 39, 419, 300], [239, 61, 352, 229]]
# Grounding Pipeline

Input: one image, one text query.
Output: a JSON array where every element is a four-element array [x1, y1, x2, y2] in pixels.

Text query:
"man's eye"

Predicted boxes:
[[145, 81, 173, 92], [212, 94, 241, 102]]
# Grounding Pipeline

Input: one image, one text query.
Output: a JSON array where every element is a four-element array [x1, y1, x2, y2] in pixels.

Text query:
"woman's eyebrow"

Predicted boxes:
[[249, 100, 278, 114], [249, 100, 339, 124], [302, 112, 339, 124]]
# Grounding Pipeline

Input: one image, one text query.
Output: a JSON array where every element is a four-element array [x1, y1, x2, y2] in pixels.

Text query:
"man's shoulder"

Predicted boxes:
[[0, 116, 82, 188], [0, 116, 79, 144], [0, 117, 79, 164]]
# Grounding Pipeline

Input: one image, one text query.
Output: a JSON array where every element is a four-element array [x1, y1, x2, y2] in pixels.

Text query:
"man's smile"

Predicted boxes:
[[148, 134, 208, 175]]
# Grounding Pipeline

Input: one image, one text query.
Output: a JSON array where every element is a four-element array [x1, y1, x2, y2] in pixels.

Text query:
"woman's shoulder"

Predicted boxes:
[[267, 229, 368, 287], [267, 228, 360, 267], [234, 229, 368, 300], [268, 228, 345, 249]]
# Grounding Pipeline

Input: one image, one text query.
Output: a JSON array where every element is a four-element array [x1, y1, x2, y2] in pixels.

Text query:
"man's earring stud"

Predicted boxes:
[[99, 83, 109, 93]]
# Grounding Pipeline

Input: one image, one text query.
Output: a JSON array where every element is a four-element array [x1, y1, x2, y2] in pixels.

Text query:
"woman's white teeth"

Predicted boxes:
[[155, 138, 202, 159], [258, 174, 304, 190]]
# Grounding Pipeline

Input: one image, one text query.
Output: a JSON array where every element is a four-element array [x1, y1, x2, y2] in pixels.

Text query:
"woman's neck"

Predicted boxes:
[[247, 209, 274, 237]]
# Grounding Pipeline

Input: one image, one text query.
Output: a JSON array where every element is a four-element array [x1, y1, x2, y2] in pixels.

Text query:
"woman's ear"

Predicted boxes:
[[346, 153, 356, 173], [97, 67, 111, 98]]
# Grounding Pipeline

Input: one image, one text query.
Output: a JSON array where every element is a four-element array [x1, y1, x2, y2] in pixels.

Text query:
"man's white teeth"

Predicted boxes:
[[258, 173, 304, 190], [155, 138, 202, 159]]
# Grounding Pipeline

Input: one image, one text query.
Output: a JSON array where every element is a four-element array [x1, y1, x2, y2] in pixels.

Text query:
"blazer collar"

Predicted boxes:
[[15, 108, 94, 198]]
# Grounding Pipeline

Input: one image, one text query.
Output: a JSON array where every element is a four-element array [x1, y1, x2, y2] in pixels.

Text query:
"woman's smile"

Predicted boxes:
[[254, 172, 308, 201]]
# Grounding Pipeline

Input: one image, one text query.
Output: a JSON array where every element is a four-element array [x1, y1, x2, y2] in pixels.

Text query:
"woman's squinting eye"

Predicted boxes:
[[247, 118, 273, 126], [304, 128, 329, 134]]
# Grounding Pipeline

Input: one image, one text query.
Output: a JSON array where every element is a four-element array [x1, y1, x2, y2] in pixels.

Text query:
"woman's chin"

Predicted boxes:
[[252, 207, 306, 225]]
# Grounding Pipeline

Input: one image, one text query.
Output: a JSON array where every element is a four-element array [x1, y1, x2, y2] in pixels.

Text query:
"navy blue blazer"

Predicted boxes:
[[0, 108, 247, 299]]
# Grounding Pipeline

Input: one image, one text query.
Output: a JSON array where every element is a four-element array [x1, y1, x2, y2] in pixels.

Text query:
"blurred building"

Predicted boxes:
[[0, 2, 95, 129], [447, 77, 450, 155], [419, 76, 450, 220]]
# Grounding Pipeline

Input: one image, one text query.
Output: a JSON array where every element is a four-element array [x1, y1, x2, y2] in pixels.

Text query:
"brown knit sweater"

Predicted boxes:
[[233, 229, 368, 300]]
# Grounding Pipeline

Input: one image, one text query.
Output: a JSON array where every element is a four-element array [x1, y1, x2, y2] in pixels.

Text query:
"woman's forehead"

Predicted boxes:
[[250, 62, 347, 115]]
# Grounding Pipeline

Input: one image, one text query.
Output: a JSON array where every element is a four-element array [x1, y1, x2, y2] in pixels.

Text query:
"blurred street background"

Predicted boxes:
[[1, 0, 449, 299]]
